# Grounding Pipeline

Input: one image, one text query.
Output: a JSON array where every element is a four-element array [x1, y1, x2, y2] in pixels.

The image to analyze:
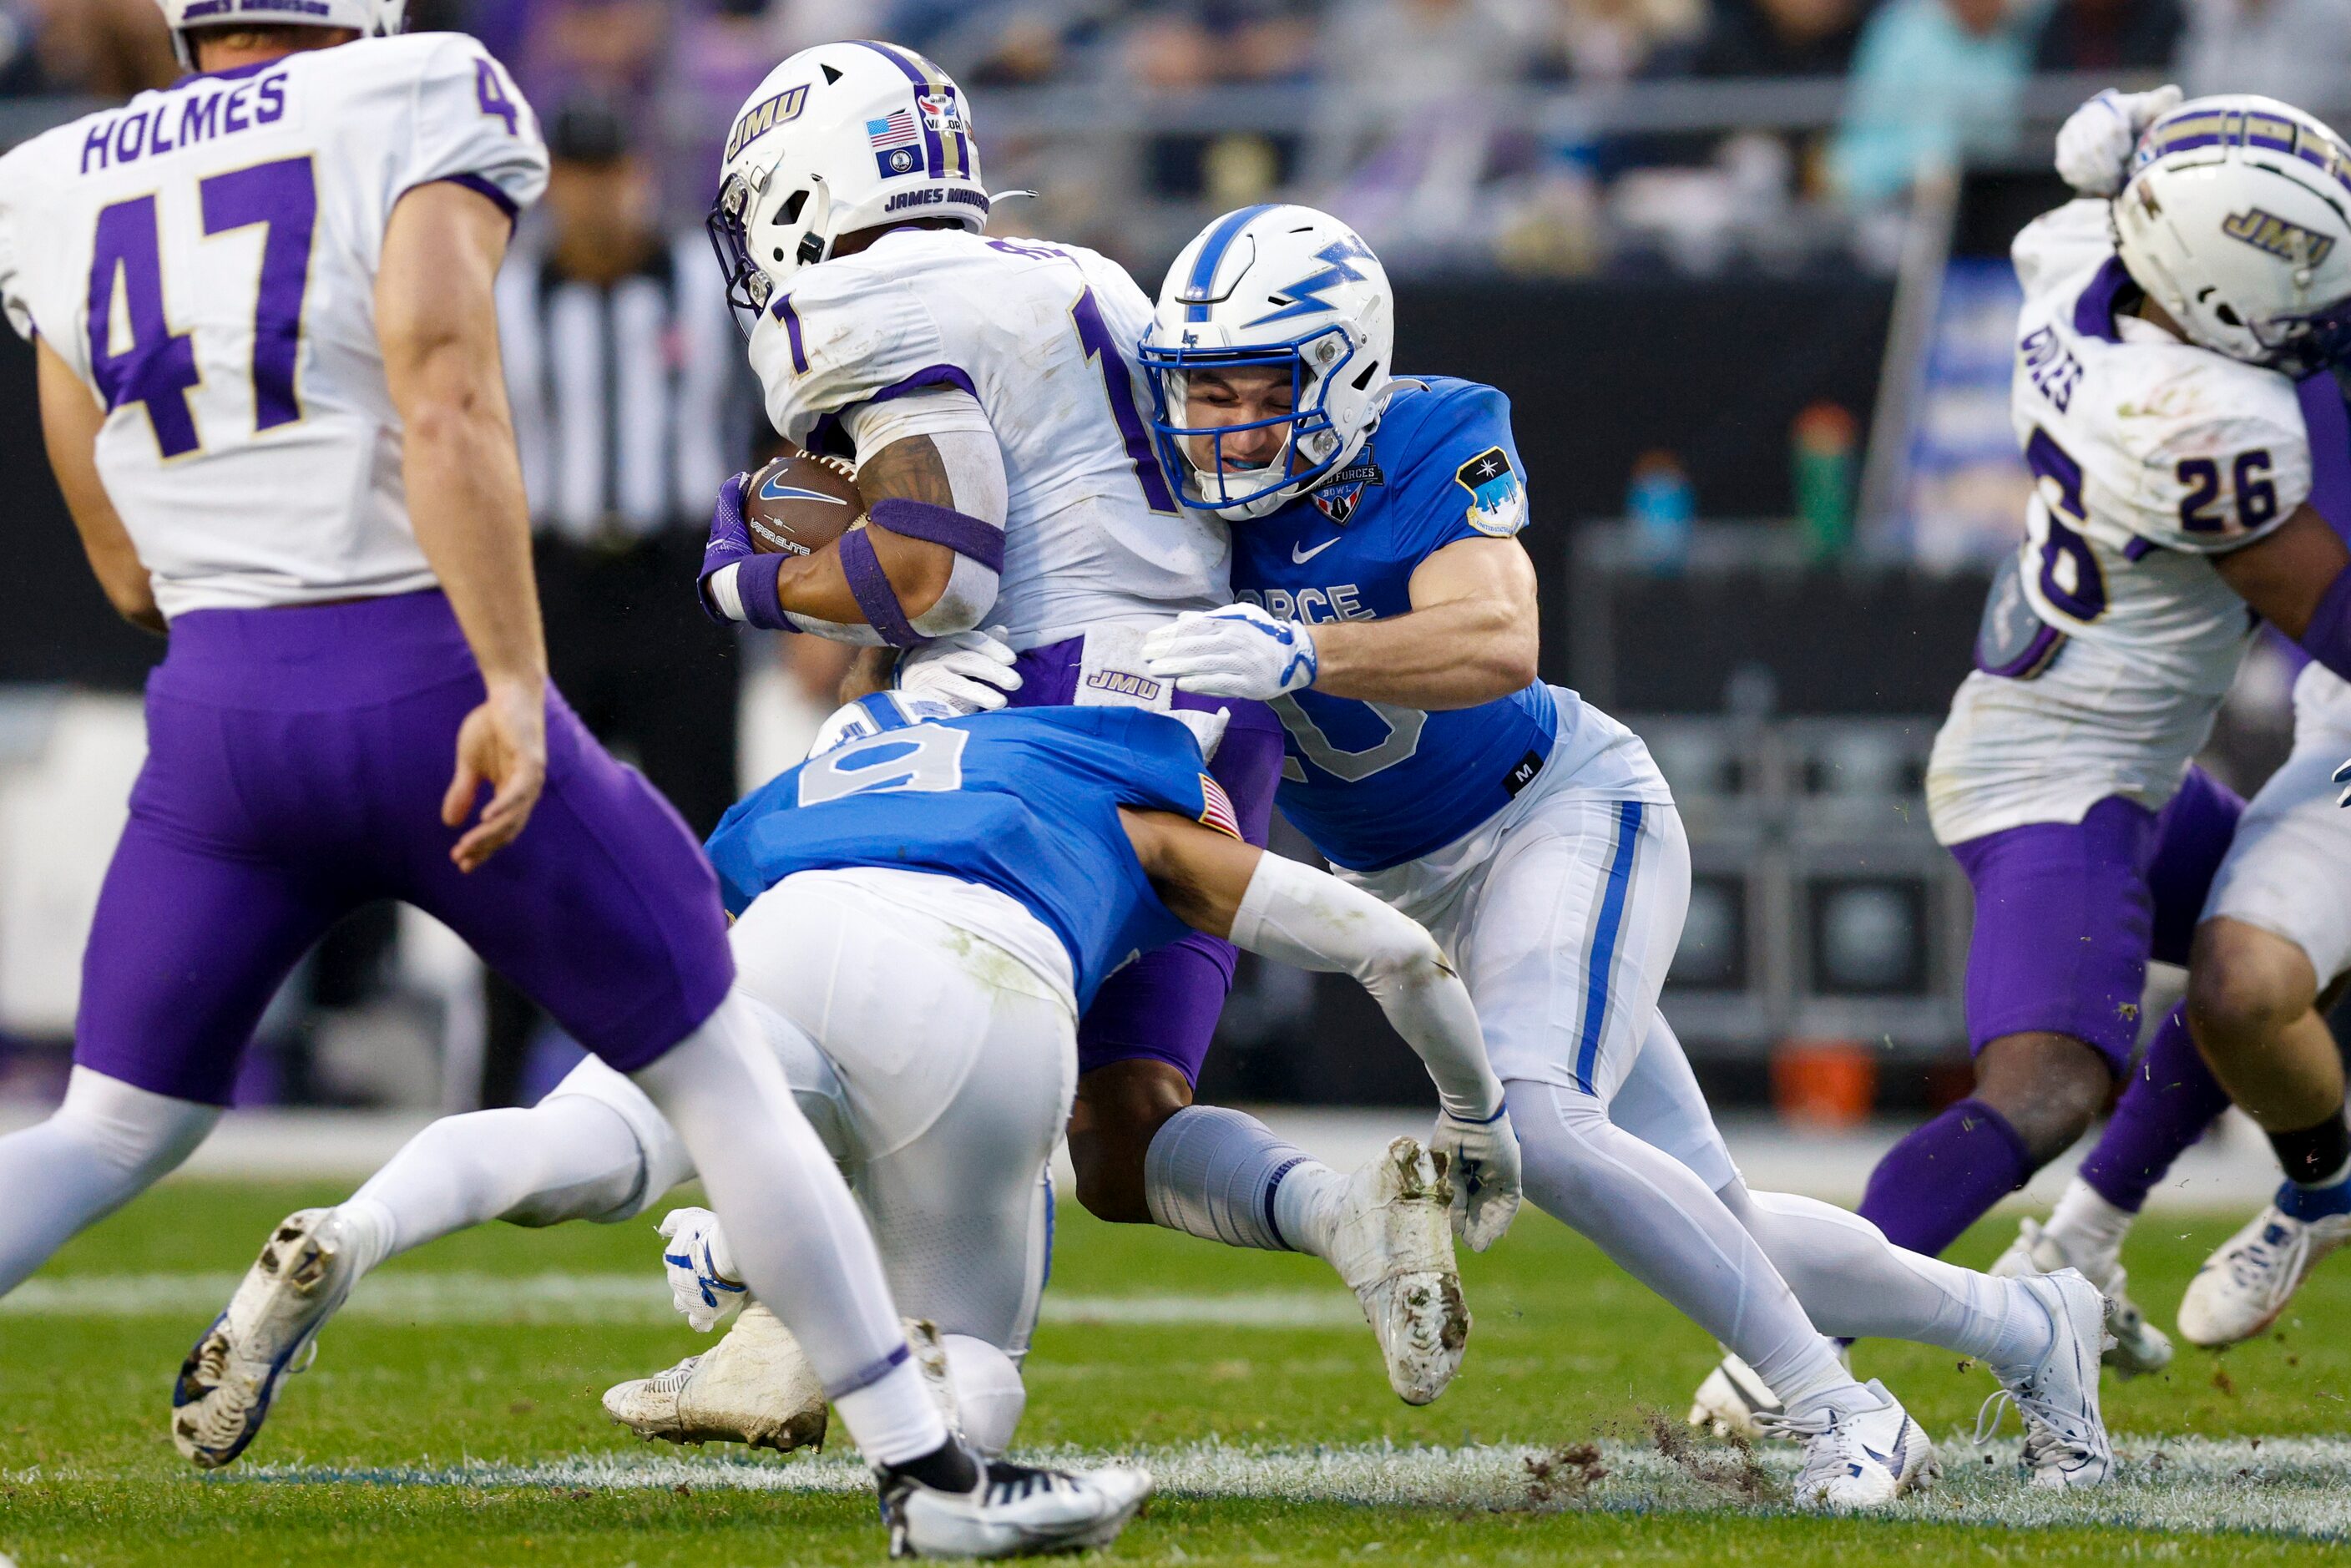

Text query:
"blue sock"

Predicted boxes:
[[2277, 1172, 2351, 1222]]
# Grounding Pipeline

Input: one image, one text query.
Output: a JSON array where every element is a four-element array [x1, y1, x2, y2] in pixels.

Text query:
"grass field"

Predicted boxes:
[[3, 1178, 2348, 1565]]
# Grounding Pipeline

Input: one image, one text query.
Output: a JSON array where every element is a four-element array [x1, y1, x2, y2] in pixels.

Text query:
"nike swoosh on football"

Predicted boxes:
[[1292, 537, 1342, 564], [760, 483, 850, 505]]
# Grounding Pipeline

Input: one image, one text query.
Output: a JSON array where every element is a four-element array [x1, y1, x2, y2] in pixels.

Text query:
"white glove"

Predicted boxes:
[[1141, 604, 1319, 701], [1429, 1106, 1522, 1252], [2333, 755, 2351, 807], [897, 626, 1021, 714], [1167, 705, 1231, 762], [2054, 85, 2182, 196], [657, 1206, 746, 1333]]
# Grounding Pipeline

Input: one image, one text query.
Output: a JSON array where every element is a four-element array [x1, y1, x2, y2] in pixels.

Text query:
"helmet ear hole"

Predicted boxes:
[[1351, 358, 1380, 392], [781, 190, 808, 226], [2215, 302, 2243, 326]]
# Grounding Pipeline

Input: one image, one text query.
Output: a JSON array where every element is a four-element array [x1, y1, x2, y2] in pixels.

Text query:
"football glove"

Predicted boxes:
[[2054, 85, 2182, 196], [897, 627, 1023, 713], [656, 1206, 747, 1333], [1142, 604, 1319, 701], [1430, 1105, 1523, 1252], [1168, 705, 1231, 762]]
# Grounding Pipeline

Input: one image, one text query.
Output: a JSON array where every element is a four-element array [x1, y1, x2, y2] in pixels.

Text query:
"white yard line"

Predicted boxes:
[[195, 1436, 2351, 1541], [0, 1272, 1358, 1328]]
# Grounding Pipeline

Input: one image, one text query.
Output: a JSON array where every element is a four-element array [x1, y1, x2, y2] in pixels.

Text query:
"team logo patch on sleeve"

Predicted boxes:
[[1454, 447, 1526, 536], [1197, 775, 1242, 839]]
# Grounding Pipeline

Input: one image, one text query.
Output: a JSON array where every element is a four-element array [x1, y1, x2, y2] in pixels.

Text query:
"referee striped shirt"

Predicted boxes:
[[497, 233, 741, 544]]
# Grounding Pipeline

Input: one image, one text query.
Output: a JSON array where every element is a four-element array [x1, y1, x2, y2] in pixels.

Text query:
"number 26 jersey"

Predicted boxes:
[[0, 35, 547, 619], [1928, 199, 2313, 844]]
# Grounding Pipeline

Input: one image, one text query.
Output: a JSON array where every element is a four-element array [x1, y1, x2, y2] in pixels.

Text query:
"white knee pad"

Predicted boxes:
[[942, 1333, 1026, 1456], [56, 1066, 218, 1181]]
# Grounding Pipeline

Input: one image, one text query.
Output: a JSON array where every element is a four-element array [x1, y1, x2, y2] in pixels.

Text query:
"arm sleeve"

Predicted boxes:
[[396, 38, 549, 219], [1227, 852, 1507, 1122], [749, 264, 953, 449], [2087, 362, 2313, 554], [1390, 382, 1532, 559]]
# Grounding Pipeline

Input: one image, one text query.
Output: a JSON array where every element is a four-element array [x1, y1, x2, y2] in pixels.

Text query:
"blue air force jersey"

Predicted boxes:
[[1231, 377, 1557, 873], [705, 705, 1239, 1010]]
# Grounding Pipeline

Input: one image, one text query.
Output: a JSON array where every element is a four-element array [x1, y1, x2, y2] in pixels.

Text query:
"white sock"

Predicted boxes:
[[833, 1357, 959, 1468], [631, 992, 943, 1463], [1143, 1105, 1346, 1257], [1509, 1080, 1852, 1405], [0, 1067, 217, 1296], [332, 1096, 650, 1284], [1722, 1182, 2054, 1376], [2043, 1177, 2135, 1268]]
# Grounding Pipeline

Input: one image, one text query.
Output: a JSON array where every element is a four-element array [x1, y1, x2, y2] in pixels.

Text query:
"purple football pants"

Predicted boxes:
[[1005, 635, 1283, 1083], [76, 591, 734, 1105], [1947, 765, 2243, 1072]]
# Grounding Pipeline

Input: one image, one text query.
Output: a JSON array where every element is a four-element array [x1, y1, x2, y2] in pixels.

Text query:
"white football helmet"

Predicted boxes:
[[708, 41, 987, 331], [2113, 95, 2351, 375], [154, 0, 406, 68], [1140, 205, 1398, 521]]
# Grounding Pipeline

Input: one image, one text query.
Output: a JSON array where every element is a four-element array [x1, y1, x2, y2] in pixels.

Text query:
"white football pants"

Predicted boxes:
[[1350, 767, 2041, 1383], [531, 867, 1072, 1358]]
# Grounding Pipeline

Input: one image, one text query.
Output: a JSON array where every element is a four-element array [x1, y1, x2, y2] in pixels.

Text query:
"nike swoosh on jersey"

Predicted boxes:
[[1292, 536, 1342, 564]]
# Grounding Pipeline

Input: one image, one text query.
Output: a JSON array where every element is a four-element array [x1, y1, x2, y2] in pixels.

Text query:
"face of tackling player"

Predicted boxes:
[[1177, 365, 1307, 479]]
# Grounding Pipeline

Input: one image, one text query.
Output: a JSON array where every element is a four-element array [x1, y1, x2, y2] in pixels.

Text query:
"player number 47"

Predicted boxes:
[[86, 158, 317, 459]]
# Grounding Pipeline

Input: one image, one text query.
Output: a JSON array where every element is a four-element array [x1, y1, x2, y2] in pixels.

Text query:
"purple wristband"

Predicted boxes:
[[838, 529, 923, 647], [2300, 563, 2351, 683], [732, 553, 798, 633], [868, 498, 1006, 572]]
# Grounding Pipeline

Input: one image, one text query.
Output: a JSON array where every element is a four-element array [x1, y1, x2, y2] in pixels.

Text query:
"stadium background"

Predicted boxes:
[[0, 0, 2343, 1131]]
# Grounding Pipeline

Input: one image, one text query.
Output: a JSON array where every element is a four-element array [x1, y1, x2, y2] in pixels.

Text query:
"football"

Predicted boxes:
[[744, 448, 865, 557]]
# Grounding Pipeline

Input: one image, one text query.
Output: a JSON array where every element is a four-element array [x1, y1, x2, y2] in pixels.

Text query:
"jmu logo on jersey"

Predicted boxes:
[[2222, 207, 2337, 270], [1084, 670, 1165, 702], [1454, 447, 1525, 536]]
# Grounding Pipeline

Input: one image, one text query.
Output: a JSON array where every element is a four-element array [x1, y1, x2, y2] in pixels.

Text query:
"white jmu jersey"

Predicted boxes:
[[1928, 200, 2313, 844], [0, 36, 547, 619], [749, 228, 1229, 649]]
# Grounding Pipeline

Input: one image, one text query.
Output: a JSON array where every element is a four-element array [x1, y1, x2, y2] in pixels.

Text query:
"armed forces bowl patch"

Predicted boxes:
[[1454, 447, 1525, 536]]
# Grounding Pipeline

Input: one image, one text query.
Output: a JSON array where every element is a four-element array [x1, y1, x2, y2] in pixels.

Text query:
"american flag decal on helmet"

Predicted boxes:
[[1198, 776, 1241, 839]]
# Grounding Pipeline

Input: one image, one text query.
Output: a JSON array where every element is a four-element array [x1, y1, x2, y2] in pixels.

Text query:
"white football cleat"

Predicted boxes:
[[172, 1207, 359, 1469], [883, 1454, 1154, 1559], [1688, 1343, 1856, 1442], [1325, 1136, 1468, 1405], [1976, 1269, 2116, 1489], [1991, 1215, 2171, 1376], [1758, 1379, 1937, 1509], [2177, 1191, 2351, 1348], [602, 1302, 830, 1452], [1688, 1351, 1782, 1441]]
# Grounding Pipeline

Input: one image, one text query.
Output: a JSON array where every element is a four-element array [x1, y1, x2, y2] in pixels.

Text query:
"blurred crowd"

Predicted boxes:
[[8, 0, 2351, 273]]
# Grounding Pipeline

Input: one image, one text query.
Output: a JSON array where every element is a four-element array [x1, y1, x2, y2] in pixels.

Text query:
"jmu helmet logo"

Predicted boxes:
[[725, 84, 807, 163], [2222, 207, 2337, 269]]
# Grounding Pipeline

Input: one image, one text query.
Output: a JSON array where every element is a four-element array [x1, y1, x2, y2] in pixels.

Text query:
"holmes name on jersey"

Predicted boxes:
[[79, 73, 291, 175]]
